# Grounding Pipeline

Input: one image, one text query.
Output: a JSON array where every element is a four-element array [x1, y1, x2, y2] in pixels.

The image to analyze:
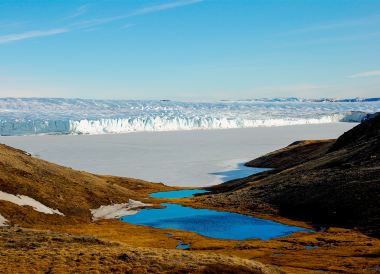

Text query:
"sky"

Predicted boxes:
[[0, 0, 379, 100]]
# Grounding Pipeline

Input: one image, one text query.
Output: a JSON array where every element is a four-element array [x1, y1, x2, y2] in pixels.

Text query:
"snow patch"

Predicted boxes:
[[0, 214, 8, 226], [0, 191, 64, 215], [90, 199, 152, 220]]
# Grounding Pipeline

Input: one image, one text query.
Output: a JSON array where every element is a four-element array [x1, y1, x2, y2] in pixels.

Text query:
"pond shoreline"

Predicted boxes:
[[121, 197, 312, 241]]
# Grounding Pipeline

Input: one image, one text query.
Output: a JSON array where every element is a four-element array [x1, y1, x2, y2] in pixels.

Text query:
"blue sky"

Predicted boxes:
[[0, 0, 379, 100]]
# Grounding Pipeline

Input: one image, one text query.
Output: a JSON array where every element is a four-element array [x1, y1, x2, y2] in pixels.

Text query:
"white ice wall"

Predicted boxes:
[[0, 98, 378, 136]]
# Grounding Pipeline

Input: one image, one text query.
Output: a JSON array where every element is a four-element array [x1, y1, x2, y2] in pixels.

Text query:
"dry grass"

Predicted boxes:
[[0, 144, 278, 273], [29, 217, 380, 273], [0, 144, 175, 225], [1, 143, 379, 273], [0, 227, 277, 274]]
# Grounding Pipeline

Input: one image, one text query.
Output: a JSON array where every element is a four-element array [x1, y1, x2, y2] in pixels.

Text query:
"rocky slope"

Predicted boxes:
[[203, 115, 380, 237]]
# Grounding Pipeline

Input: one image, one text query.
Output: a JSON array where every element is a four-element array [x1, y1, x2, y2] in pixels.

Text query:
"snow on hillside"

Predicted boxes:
[[90, 200, 152, 220], [0, 214, 8, 226], [0, 191, 64, 215]]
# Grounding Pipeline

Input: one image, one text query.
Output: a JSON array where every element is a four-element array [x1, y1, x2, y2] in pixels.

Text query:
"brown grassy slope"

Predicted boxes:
[[36, 219, 380, 273], [0, 146, 278, 274], [0, 144, 174, 225], [201, 115, 380, 236], [0, 227, 277, 274]]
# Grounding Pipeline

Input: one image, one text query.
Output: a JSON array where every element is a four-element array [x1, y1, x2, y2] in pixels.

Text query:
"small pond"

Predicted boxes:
[[149, 189, 209, 199], [121, 189, 311, 240], [176, 240, 191, 249], [210, 164, 271, 182], [305, 245, 319, 249]]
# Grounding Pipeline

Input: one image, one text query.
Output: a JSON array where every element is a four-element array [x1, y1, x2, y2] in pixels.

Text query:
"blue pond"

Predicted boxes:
[[165, 233, 191, 249], [305, 245, 319, 249], [176, 240, 191, 249], [149, 189, 209, 199], [121, 189, 311, 240], [210, 164, 271, 182]]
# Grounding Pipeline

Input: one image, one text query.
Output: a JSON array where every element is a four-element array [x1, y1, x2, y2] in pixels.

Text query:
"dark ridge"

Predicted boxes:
[[329, 112, 380, 152], [202, 114, 380, 237], [245, 140, 334, 170]]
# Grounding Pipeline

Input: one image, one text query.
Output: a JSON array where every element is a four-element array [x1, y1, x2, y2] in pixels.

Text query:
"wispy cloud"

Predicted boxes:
[[282, 14, 380, 36], [65, 4, 90, 19], [276, 31, 380, 48], [349, 70, 380, 78], [130, 0, 203, 16], [71, 15, 127, 29], [72, 0, 203, 29], [0, 0, 203, 45], [0, 28, 69, 44]]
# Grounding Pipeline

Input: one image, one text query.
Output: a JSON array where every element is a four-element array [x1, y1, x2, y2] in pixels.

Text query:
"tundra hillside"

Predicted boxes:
[[201, 114, 380, 237], [0, 144, 276, 273]]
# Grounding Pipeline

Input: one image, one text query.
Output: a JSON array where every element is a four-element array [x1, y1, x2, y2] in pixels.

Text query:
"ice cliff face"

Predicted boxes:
[[0, 98, 379, 136]]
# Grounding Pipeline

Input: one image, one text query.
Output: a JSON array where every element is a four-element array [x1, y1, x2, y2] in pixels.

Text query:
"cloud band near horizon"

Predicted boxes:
[[349, 70, 380, 78], [0, 28, 69, 44]]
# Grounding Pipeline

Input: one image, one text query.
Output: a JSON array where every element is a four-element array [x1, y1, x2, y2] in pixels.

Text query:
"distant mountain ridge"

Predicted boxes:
[[222, 97, 380, 102], [1, 96, 379, 102]]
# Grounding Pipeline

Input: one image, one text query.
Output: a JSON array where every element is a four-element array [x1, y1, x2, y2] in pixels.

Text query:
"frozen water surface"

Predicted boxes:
[[0, 123, 357, 186]]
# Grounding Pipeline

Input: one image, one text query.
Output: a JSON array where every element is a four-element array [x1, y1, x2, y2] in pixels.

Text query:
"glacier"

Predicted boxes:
[[0, 98, 379, 136]]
